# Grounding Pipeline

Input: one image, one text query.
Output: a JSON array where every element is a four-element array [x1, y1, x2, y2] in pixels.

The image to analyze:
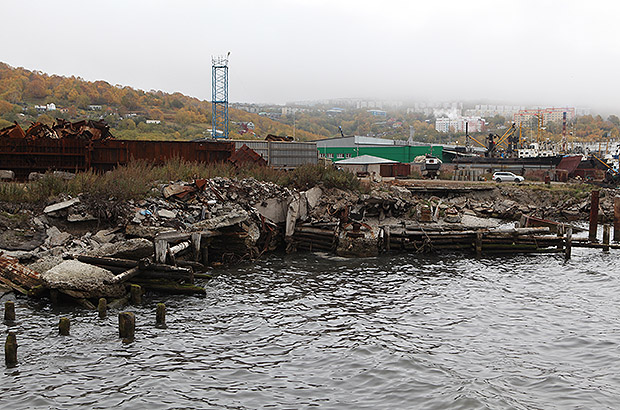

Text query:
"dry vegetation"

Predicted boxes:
[[0, 161, 362, 205]]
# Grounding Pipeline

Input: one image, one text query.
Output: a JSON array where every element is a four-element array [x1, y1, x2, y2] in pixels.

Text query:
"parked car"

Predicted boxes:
[[493, 171, 524, 183]]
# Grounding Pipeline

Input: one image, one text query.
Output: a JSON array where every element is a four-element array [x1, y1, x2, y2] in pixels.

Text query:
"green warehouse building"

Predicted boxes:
[[315, 136, 444, 163]]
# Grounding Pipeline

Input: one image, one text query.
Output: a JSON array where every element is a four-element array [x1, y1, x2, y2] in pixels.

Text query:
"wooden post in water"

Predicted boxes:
[[156, 303, 166, 328], [385, 226, 391, 252], [589, 190, 600, 243], [557, 224, 565, 250], [603, 224, 610, 253], [130, 284, 142, 305], [5, 332, 17, 367], [58, 317, 70, 336], [191, 233, 202, 262], [97, 298, 107, 319], [475, 231, 483, 257], [118, 312, 135, 343], [614, 196, 620, 242], [4, 301, 15, 322], [565, 226, 573, 260]]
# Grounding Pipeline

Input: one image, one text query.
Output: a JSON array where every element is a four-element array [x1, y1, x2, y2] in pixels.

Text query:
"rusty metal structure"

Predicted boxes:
[[0, 120, 235, 179]]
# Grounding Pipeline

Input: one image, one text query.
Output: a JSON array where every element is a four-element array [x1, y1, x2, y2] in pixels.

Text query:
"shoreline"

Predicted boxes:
[[0, 176, 618, 306]]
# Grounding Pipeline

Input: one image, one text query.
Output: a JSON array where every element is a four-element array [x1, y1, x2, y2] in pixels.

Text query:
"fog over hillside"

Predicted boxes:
[[1, 0, 618, 113]]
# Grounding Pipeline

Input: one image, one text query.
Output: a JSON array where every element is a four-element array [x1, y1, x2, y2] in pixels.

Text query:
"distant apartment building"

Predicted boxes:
[[465, 105, 524, 118], [513, 107, 576, 125], [435, 116, 485, 133], [232, 103, 259, 114], [281, 106, 308, 116], [407, 102, 463, 117]]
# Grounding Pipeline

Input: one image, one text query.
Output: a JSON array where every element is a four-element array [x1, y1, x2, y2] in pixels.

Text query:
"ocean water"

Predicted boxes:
[[2, 247, 620, 409]]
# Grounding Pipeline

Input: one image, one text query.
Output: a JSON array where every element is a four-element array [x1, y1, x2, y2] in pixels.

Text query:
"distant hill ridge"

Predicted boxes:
[[0, 62, 325, 141]]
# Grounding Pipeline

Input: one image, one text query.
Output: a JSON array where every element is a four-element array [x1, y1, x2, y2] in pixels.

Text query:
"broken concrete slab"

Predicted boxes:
[[255, 197, 289, 224], [0, 170, 15, 180], [305, 186, 323, 209], [193, 210, 250, 230], [87, 238, 154, 260], [41, 260, 125, 298], [93, 229, 117, 244], [157, 209, 177, 219], [44, 198, 80, 214], [45, 226, 71, 247], [67, 213, 97, 222]]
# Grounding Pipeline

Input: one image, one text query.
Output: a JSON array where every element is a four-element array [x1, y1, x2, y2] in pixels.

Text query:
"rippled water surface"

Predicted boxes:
[[3, 248, 620, 409]]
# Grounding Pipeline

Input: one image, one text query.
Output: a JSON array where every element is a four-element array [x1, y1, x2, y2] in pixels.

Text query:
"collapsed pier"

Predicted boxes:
[[0, 175, 619, 307]]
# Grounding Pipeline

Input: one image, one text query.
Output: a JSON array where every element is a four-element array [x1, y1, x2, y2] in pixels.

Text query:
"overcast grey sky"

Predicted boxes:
[[1, 0, 619, 111]]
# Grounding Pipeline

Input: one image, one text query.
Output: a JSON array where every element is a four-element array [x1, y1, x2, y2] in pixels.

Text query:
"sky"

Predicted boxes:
[[1, 0, 619, 112]]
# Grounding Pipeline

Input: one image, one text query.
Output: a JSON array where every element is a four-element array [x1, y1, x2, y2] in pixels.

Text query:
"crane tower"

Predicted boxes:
[[211, 53, 229, 139]]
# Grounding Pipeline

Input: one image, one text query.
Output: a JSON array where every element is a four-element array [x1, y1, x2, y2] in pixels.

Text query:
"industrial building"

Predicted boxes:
[[315, 136, 444, 163], [234, 140, 317, 169]]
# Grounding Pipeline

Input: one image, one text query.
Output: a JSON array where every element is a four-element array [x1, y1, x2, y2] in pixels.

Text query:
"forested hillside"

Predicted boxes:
[[0, 62, 325, 141], [1, 62, 619, 144]]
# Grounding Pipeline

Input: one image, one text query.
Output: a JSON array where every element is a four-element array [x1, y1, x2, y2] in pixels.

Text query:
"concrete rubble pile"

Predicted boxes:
[[0, 176, 617, 304]]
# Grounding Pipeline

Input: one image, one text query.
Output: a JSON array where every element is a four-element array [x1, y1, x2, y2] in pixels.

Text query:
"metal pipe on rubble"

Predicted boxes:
[[589, 190, 600, 243]]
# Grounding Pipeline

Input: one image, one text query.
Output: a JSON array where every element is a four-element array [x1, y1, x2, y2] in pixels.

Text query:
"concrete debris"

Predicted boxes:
[[41, 260, 125, 298], [87, 238, 154, 260], [2, 172, 619, 304], [44, 198, 80, 214], [45, 226, 71, 247], [255, 197, 289, 223], [67, 213, 97, 222], [0, 170, 15, 180], [157, 209, 177, 219]]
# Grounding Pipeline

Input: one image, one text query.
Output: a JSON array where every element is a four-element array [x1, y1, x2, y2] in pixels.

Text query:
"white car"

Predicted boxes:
[[493, 171, 524, 183]]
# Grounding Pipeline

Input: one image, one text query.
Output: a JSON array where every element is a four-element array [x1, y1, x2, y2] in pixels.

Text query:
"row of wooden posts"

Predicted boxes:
[[3, 288, 167, 367]]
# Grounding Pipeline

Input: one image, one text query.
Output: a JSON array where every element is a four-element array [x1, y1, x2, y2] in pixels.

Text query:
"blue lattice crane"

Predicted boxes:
[[211, 52, 230, 139]]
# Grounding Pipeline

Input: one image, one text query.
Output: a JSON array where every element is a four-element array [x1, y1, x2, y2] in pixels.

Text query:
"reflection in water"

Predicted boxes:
[[2, 249, 620, 409]]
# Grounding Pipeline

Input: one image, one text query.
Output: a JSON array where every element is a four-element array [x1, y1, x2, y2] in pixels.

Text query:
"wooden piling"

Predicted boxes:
[[589, 190, 600, 243], [4, 301, 15, 322], [191, 233, 202, 262], [565, 226, 573, 260], [58, 317, 70, 336], [385, 226, 391, 252], [155, 239, 168, 264], [614, 196, 620, 242], [97, 298, 107, 319], [130, 284, 142, 305], [156, 303, 166, 328], [118, 312, 135, 343], [557, 224, 564, 250], [603, 224, 610, 253], [5, 332, 17, 367], [475, 231, 482, 257]]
